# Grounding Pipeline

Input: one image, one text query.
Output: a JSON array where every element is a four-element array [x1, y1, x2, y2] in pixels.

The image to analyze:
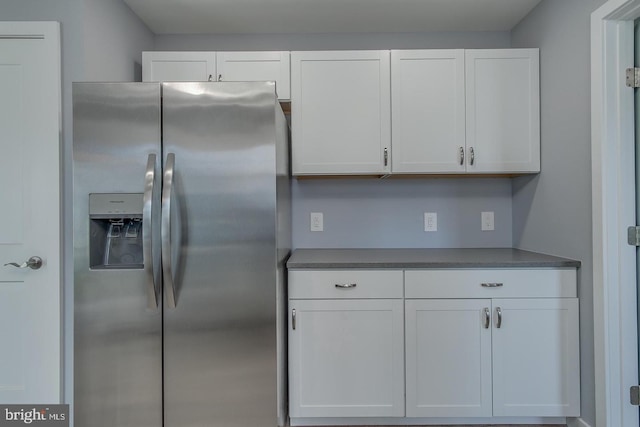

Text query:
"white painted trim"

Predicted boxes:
[[0, 21, 62, 400], [592, 2, 640, 427]]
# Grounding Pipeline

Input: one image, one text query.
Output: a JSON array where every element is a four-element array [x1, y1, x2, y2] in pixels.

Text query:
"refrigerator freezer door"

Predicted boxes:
[[73, 83, 163, 427], [162, 82, 278, 427]]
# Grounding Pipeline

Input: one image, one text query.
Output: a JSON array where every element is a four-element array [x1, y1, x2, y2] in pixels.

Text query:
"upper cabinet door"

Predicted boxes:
[[391, 50, 465, 174], [465, 49, 540, 173], [291, 50, 391, 175], [142, 51, 216, 82], [216, 51, 290, 99]]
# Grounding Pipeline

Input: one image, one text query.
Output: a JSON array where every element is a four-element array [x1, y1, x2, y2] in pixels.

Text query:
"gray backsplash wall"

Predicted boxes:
[[156, 31, 513, 250], [293, 178, 513, 248]]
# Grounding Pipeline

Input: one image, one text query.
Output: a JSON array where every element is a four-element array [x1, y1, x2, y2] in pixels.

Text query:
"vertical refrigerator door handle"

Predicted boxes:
[[162, 153, 178, 308], [143, 154, 159, 309]]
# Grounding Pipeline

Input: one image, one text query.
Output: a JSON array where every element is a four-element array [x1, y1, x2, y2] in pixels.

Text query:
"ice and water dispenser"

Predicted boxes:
[[89, 193, 144, 269]]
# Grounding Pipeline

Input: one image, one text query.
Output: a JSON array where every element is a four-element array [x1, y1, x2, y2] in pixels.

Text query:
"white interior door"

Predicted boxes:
[[0, 22, 61, 403]]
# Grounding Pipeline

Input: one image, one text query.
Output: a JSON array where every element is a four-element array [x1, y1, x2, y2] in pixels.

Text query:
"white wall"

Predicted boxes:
[[82, 0, 154, 81], [510, 1, 607, 425], [155, 31, 510, 51]]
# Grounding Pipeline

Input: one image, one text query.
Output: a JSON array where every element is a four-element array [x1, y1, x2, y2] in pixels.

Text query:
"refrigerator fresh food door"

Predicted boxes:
[[162, 82, 278, 427], [73, 83, 163, 427]]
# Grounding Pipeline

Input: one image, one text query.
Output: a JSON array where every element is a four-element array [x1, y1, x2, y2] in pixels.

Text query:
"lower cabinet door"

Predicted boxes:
[[405, 299, 493, 417], [288, 299, 405, 417], [492, 298, 580, 416]]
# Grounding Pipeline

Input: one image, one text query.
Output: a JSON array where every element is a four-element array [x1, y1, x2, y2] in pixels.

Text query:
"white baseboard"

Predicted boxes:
[[567, 418, 592, 427], [290, 417, 566, 426]]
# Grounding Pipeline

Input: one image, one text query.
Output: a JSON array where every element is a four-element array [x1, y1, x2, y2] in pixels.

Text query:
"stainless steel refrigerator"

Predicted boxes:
[[73, 82, 290, 427]]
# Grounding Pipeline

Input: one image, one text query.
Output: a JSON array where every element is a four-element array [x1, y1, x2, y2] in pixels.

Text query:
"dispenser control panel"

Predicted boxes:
[[89, 193, 143, 218]]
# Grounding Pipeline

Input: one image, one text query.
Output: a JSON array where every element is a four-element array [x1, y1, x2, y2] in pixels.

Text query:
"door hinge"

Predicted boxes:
[[628, 226, 640, 246], [626, 68, 640, 87], [631, 386, 640, 405]]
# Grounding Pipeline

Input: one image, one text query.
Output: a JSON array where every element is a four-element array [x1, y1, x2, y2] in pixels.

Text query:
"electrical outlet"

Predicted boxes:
[[481, 211, 494, 231], [424, 212, 437, 232], [310, 212, 323, 232]]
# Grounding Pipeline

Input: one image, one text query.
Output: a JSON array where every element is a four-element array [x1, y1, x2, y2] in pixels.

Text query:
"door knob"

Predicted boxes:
[[4, 256, 43, 270]]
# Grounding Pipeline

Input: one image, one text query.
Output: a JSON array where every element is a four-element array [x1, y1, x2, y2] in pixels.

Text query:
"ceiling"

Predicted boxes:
[[123, 0, 543, 35]]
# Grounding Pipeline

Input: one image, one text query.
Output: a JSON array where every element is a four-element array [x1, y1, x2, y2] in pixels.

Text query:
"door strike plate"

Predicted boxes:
[[631, 386, 640, 405]]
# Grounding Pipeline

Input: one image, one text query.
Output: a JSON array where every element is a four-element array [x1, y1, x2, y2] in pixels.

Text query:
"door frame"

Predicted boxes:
[[0, 21, 63, 399], [592, 2, 640, 426]]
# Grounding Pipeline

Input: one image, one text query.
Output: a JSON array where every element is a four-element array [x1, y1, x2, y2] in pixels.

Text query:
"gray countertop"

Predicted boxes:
[[286, 248, 581, 269]]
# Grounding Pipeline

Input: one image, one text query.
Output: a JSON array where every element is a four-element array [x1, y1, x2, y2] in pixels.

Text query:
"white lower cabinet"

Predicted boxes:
[[405, 269, 580, 420], [405, 297, 580, 418], [288, 270, 405, 418], [289, 267, 580, 423]]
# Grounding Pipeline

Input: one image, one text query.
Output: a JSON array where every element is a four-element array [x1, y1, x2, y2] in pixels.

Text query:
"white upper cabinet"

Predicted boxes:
[[465, 49, 540, 173], [144, 49, 541, 175], [216, 51, 290, 99], [142, 51, 290, 99], [291, 50, 391, 175], [142, 51, 216, 82], [391, 50, 466, 173]]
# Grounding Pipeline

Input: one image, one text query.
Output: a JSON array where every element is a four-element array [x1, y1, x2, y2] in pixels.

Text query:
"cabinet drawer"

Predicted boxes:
[[289, 270, 403, 299], [405, 268, 576, 299]]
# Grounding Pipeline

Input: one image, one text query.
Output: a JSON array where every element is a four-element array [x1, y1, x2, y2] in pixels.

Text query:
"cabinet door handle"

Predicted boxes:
[[459, 147, 465, 165], [335, 283, 357, 289], [218, 74, 222, 81], [208, 74, 213, 82], [384, 148, 389, 167], [495, 307, 502, 328], [469, 147, 475, 166], [481, 282, 503, 288], [292, 309, 296, 330], [483, 307, 490, 329]]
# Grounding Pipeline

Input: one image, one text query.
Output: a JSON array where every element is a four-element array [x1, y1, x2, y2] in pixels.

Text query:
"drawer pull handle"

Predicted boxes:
[[483, 307, 490, 329], [496, 307, 502, 329], [335, 283, 357, 289], [481, 282, 503, 288]]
